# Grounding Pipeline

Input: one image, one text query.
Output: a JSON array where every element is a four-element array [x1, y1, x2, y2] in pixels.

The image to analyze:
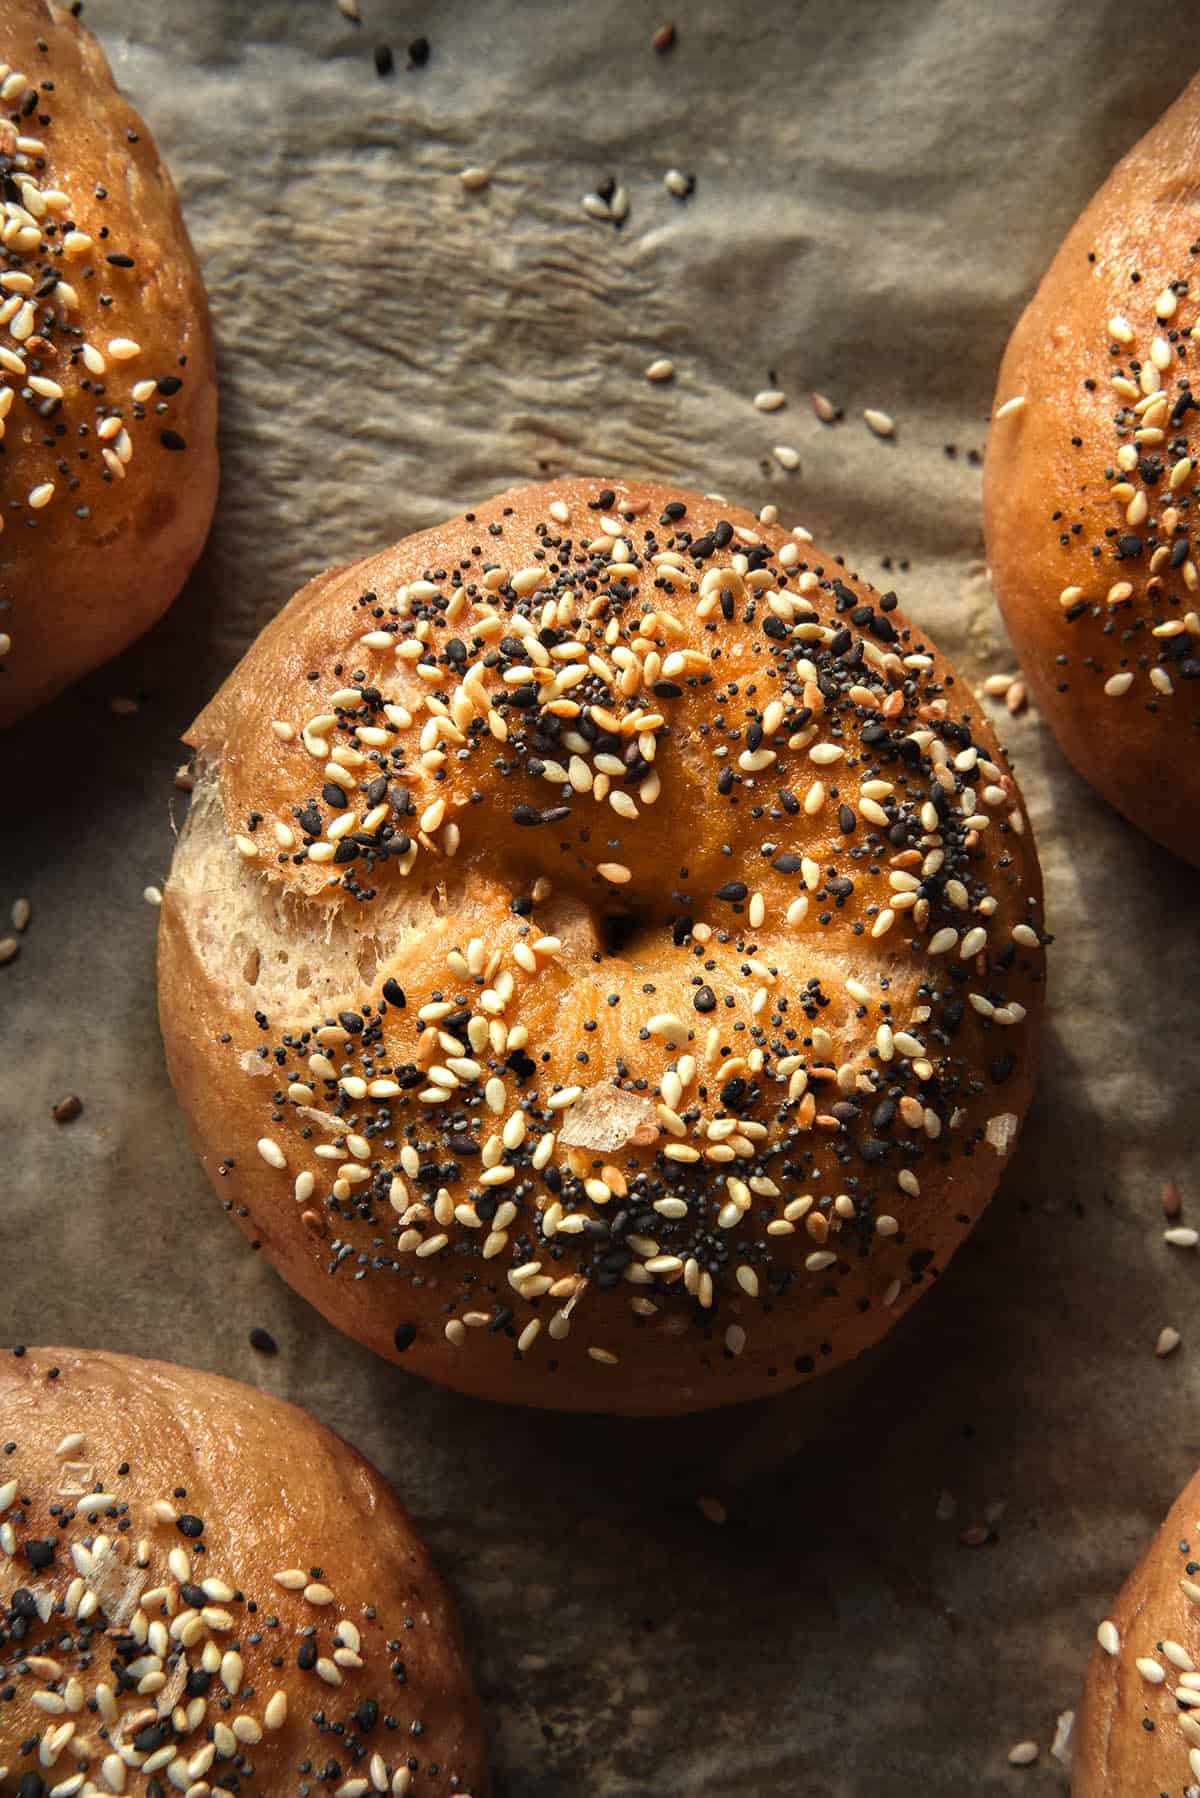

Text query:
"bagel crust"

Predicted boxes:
[[0, 1346, 488, 1795], [1074, 1467, 1200, 1794], [983, 74, 1200, 865], [159, 479, 1046, 1415], [0, 0, 218, 726]]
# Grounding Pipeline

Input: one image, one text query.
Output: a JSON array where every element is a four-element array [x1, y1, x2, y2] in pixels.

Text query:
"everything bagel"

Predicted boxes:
[[0, 0, 217, 726], [984, 73, 1200, 864], [158, 479, 1046, 1414]]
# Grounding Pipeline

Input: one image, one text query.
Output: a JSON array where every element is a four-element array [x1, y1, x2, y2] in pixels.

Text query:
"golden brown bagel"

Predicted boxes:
[[984, 74, 1200, 865], [1074, 1467, 1200, 1794], [0, 0, 217, 727], [0, 1346, 488, 1796], [158, 478, 1046, 1416]]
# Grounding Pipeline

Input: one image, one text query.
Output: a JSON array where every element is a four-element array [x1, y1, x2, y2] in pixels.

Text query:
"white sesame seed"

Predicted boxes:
[[256, 1137, 286, 1171], [754, 389, 786, 412], [1136, 1656, 1166, 1684], [142, 886, 163, 907], [772, 444, 801, 471], [1104, 671, 1134, 697], [28, 481, 54, 509], [1096, 1619, 1119, 1655], [1156, 1326, 1182, 1356], [645, 358, 675, 382], [1165, 1228, 1199, 1249], [993, 396, 1027, 421], [107, 337, 141, 360], [1007, 1742, 1037, 1767], [863, 407, 895, 437], [459, 166, 491, 191]]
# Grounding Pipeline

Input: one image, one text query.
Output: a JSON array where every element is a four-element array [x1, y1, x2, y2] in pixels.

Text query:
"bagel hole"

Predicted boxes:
[[600, 910, 640, 958]]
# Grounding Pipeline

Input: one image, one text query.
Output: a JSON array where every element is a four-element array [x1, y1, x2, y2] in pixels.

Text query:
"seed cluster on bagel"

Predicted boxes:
[[993, 278, 1200, 697], [1074, 1467, 1200, 1794], [0, 0, 217, 725], [983, 73, 1200, 864], [159, 478, 1046, 1415], [0, 1347, 487, 1797]]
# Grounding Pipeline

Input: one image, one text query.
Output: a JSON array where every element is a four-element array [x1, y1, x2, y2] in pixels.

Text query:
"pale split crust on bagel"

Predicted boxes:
[[983, 72, 1200, 865], [0, 1346, 489, 1796], [0, 0, 218, 727], [1074, 1466, 1200, 1795], [159, 479, 1046, 1416]]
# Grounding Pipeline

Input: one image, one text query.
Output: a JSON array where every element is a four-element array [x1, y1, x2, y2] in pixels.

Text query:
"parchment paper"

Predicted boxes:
[[4, 0, 1200, 1791]]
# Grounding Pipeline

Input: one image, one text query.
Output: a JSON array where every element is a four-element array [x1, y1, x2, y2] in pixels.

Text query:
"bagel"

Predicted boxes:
[[0, 0, 218, 727], [984, 73, 1200, 865], [158, 478, 1046, 1415], [0, 1345, 488, 1796], [1074, 1466, 1200, 1794]]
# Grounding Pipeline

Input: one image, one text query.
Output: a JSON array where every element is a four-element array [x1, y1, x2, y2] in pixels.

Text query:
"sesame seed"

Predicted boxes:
[[863, 407, 895, 437], [1007, 1743, 1037, 1767], [754, 389, 786, 412], [257, 1137, 286, 1170], [772, 444, 801, 470], [645, 358, 675, 382], [1096, 1620, 1119, 1655]]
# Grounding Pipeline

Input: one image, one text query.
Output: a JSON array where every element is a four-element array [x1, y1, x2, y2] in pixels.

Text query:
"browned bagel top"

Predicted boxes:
[[0, 0, 216, 716], [983, 72, 1200, 860], [168, 477, 1045, 1410], [1075, 1466, 1200, 1795], [0, 1346, 488, 1796]]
